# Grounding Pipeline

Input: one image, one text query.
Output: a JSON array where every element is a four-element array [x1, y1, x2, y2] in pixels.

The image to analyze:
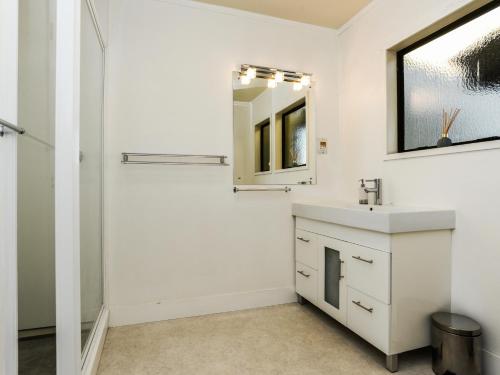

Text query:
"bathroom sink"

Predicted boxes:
[[292, 201, 455, 233]]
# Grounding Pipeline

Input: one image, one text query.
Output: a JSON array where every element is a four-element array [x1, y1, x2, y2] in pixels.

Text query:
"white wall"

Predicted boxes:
[[93, 0, 109, 43], [105, 0, 339, 326], [337, 0, 500, 372]]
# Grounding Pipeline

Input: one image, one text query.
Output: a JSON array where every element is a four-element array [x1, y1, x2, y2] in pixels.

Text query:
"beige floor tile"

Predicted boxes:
[[97, 303, 434, 375]]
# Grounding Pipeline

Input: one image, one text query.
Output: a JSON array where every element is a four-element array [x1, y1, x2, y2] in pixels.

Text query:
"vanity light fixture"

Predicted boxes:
[[246, 67, 257, 79], [300, 74, 311, 87], [275, 70, 284, 83], [240, 75, 251, 85], [239, 64, 312, 89]]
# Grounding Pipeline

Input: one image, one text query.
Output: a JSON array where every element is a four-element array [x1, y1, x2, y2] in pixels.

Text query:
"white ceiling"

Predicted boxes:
[[194, 0, 372, 29]]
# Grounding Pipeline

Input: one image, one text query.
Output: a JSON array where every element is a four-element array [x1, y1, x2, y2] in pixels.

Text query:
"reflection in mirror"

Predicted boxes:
[[17, 0, 56, 373], [280, 99, 306, 169], [255, 118, 271, 172], [233, 69, 315, 185]]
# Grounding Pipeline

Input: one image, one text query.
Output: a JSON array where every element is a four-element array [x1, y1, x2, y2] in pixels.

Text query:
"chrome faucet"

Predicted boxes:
[[364, 178, 382, 205]]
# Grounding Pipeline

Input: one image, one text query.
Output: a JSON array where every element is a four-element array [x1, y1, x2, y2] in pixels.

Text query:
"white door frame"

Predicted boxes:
[[55, 0, 82, 373], [0, 0, 19, 373]]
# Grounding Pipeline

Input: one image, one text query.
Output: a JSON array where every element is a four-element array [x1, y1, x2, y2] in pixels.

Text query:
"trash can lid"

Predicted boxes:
[[431, 312, 481, 337]]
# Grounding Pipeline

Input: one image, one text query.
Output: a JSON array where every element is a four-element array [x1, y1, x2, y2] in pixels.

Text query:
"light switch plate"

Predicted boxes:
[[318, 138, 328, 154]]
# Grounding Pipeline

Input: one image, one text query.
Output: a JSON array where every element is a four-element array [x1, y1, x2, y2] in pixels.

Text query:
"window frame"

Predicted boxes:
[[255, 118, 270, 173], [396, 0, 500, 153], [281, 101, 307, 169]]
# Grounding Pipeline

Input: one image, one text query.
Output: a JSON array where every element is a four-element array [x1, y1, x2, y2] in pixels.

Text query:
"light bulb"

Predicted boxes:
[[275, 71, 284, 83], [300, 75, 311, 87], [268, 79, 277, 88], [246, 67, 257, 79], [240, 75, 251, 85], [293, 82, 302, 91]]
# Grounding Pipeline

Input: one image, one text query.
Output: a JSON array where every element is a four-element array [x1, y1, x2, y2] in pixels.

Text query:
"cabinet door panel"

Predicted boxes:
[[347, 287, 390, 353], [295, 229, 318, 270], [317, 236, 346, 325], [346, 242, 391, 304], [295, 262, 317, 304]]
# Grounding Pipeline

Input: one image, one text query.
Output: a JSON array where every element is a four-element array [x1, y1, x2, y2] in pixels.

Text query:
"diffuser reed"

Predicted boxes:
[[437, 108, 461, 147]]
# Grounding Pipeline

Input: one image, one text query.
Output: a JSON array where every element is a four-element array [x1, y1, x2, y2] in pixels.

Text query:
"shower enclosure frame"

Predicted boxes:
[[57, 0, 109, 373], [0, 0, 107, 373], [80, 0, 108, 372], [0, 1, 20, 373]]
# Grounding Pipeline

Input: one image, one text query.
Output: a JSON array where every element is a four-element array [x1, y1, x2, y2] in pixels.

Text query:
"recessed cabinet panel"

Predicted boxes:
[[295, 262, 317, 304], [317, 236, 346, 325], [295, 229, 318, 269], [346, 242, 391, 304], [347, 287, 390, 353], [325, 247, 341, 309]]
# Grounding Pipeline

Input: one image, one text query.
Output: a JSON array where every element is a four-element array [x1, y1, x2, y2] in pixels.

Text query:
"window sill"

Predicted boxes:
[[384, 139, 500, 161], [274, 165, 309, 174], [254, 171, 272, 176]]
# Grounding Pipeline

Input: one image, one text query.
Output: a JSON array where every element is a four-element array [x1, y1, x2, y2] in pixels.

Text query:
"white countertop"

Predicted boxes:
[[292, 201, 455, 233]]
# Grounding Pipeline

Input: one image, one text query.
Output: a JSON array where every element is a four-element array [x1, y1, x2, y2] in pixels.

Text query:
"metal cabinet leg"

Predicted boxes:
[[297, 294, 307, 305], [385, 354, 398, 372]]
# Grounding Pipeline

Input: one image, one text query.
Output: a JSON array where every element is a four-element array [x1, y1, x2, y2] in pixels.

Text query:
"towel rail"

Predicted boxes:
[[0, 117, 26, 137], [121, 152, 228, 166], [233, 186, 291, 193]]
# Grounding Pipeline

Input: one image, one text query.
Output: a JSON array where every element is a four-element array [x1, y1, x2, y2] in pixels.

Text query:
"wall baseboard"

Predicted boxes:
[[82, 307, 109, 375], [109, 287, 297, 327], [484, 349, 500, 375]]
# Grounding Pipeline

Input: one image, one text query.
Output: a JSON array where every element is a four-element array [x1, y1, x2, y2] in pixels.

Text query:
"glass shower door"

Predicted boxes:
[[80, 0, 104, 356], [17, 0, 57, 373]]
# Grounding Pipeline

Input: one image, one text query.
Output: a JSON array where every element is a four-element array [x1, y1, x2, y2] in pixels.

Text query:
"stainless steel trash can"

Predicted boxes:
[[431, 312, 482, 375]]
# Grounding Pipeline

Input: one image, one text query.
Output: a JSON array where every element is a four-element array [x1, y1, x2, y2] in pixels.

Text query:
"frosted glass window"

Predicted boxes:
[[397, 2, 500, 152], [282, 102, 307, 168]]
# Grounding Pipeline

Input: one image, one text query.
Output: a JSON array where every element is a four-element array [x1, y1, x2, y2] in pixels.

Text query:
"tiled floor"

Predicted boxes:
[[18, 335, 56, 375], [97, 303, 434, 375], [18, 326, 93, 375]]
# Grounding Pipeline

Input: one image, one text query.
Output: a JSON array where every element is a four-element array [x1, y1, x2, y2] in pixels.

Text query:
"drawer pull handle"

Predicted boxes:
[[352, 255, 374, 264], [352, 300, 374, 313], [297, 270, 310, 278], [297, 237, 310, 243]]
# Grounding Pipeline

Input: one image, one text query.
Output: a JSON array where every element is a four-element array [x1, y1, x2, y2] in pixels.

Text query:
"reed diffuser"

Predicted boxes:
[[437, 108, 461, 147]]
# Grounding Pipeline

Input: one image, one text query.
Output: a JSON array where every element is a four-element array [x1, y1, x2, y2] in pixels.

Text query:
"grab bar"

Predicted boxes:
[[233, 186, 291, 193], [0, 117, 26, 136]]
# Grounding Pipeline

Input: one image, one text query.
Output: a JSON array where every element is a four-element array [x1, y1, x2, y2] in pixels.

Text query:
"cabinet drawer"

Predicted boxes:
[[347, 287, 389, 353], [295, 262, 317, 304], [346, 243, 390, 304], [295, 229, 318, 270]]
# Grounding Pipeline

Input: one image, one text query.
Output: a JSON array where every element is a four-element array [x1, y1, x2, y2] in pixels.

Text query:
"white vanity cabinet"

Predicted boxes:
[[293, 210, 453, 373]]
